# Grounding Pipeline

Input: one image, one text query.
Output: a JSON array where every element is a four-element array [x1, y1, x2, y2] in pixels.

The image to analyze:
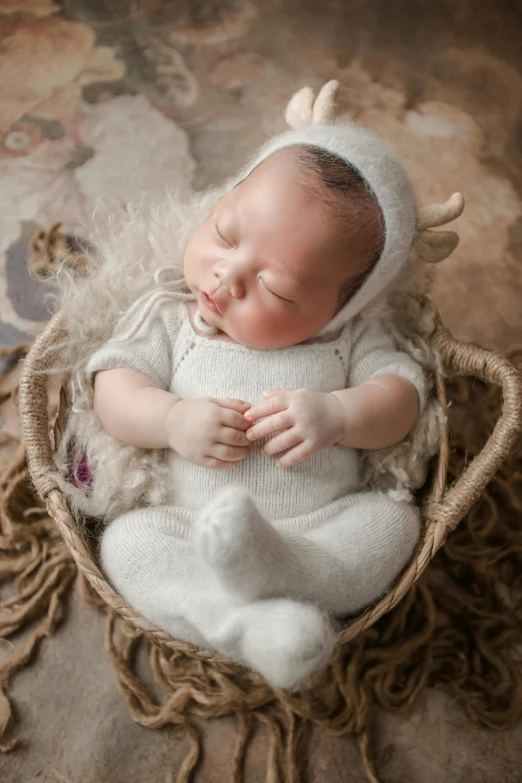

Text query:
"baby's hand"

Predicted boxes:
[[167, 397, 252, 469], [244, 389, 346, 468]]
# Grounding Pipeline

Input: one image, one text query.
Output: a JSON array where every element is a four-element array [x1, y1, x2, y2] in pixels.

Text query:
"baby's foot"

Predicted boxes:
[[237, 598, 335, 690], [192, 486, 298, 602]]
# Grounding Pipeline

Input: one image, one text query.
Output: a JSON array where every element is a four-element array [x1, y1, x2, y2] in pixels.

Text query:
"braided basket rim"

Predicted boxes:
[[18, 301, 522, 658]]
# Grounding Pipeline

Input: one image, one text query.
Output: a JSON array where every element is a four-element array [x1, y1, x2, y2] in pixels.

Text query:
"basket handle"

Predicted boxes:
[[427, 321, 522, 530], [19, 312, 67, 499]]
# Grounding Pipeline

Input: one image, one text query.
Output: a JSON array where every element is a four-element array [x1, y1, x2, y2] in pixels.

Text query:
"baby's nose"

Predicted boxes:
[[214, 264, 246, 299]]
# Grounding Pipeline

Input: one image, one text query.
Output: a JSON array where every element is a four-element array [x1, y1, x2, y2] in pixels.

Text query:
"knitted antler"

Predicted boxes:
[[285, 80, 340, 129], [414, 193, 465, 263]]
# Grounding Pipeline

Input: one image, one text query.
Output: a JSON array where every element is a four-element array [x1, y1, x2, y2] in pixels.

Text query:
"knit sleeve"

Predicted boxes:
[[347, 317, 426, 411], [86, 291, 182, 391]]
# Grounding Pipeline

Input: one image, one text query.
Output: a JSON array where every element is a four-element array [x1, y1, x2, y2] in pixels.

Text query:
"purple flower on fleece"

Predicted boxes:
[[67, 441, 93, 488]]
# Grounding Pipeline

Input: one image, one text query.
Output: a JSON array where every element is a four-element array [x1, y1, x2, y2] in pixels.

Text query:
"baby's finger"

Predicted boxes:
[[205, 457, 240, 470], [215, 398, 251, 413], [210, 443, 252, 462], [261, 429, 302, 457], [218, 426, 251, 447], [220, 407, 251, 431], [246, 411, 292, 442], [262, 388, 294, 399], [244, 394, 289, 423], [276, 442, 314, 468]]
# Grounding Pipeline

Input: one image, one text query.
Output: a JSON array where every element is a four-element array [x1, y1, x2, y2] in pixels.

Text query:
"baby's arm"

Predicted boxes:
[[88, 292, 251, 468], [93, 367, 251, 468], [336, 314, 426, 450], [245, 317, 425, 467], [93, 368, 181, 449], [331, 375, 419, 450], [245, 381, 417, 468]]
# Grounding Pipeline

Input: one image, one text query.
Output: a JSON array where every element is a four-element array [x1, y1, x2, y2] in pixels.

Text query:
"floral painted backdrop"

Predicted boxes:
[[0, 0, 199, 347], [1, 0, 521, 356], [1, 2, 522, 782]]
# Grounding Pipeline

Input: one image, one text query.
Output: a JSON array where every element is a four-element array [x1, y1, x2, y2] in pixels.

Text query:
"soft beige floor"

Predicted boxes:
[[1, 1, 521, 781], [2, 591, 521, 783]]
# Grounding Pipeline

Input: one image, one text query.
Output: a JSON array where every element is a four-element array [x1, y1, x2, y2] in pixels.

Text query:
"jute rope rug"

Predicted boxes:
[[0, 230, 521, 782]]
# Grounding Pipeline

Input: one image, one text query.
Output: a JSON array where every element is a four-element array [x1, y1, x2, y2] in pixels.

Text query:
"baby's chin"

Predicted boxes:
[[203, 305, 332, 348]]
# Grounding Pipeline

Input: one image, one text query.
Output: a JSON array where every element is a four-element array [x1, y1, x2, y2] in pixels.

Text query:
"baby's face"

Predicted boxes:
[[184, 150, 363, 349]]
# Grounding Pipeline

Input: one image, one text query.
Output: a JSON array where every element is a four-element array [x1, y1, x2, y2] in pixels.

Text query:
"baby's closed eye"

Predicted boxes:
[[258, 276, 295, 304], [214, 221, 233, 247]]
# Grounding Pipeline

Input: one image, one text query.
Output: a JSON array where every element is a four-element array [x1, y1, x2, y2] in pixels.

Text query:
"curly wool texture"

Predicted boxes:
[[48, 189, 445, 523]]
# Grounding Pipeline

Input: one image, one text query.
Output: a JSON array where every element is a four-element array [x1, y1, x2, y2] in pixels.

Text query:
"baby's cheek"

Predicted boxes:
[[182, 242, 197, 285], [231, 311, 292, 349], [184, 227, 210, 282], [254, 316, 286, 344]]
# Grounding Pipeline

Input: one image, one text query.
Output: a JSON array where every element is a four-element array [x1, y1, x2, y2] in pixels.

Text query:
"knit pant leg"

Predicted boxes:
[[99, 505, 336, 689], [282, 492, 420, 616], [101, 505, 265, 654]]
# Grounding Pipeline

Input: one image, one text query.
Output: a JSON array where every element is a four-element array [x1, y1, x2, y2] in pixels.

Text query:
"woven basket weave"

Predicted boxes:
[[18, 300, 522, 662]]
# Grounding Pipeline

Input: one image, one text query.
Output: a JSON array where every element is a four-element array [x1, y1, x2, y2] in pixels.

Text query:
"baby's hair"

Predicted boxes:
[[293, 146, 385, 310]]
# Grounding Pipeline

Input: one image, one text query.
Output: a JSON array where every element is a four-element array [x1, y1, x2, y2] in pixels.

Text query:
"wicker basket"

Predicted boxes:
[[18, 303, 522, 661]]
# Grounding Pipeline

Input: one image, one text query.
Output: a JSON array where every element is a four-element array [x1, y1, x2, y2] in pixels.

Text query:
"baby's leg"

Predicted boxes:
[[294, 492, 420, 614], [100, 505, 335, 689], [194, 487, 420, 616]]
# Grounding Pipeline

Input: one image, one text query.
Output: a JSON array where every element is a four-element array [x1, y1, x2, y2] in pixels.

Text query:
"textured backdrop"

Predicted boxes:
[[0, 1, 521, 781]]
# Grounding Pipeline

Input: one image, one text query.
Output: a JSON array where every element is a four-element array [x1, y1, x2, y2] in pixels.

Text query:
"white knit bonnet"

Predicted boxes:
[[231, 81, 465, 337]]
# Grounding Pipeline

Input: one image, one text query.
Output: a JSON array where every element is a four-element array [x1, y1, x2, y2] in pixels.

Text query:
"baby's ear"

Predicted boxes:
[[414, 193, 465, 264], [285, 80, 340, 129]]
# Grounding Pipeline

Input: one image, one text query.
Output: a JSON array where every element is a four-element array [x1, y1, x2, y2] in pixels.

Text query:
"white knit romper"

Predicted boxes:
[[86, 288, 423, 670]]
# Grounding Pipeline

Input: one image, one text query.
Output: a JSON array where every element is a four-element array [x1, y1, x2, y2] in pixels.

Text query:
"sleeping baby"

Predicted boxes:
[[85, 83, 426, 690]]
